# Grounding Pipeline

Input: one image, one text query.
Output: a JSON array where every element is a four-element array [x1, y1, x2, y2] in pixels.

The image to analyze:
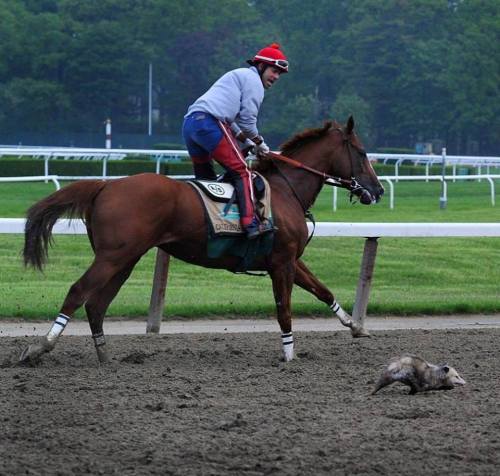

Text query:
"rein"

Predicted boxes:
[[263, 137, 369, 245], [266, 149, 366, 198], [266, 151, 349, 187]]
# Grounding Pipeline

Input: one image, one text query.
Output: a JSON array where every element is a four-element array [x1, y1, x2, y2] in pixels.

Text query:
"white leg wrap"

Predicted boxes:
[[330, 300, 353, 328], [46, 313, 70, 344], [281, 332, 294, 362], [92, 332, 106, 347]]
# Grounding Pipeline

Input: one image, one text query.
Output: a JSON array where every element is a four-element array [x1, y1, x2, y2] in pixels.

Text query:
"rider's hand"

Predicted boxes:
[[255, 140, 270, 156], [241, 138, 255, 157]]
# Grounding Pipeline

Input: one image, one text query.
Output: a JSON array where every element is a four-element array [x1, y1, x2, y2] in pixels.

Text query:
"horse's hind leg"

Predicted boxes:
[[20, 255, 130, 364], [294, 259, 370, 337], [85, 259, 139, 363]]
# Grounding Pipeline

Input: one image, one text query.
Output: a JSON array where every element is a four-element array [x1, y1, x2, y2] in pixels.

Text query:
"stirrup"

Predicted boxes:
[[245, 218, 275, 240]]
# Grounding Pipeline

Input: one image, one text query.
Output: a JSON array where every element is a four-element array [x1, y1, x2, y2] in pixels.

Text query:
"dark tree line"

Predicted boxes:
[[1, 0, 499, 153]]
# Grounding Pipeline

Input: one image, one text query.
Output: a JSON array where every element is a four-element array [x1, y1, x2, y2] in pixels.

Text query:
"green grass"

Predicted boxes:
[[314, 180, 500, 222], [0, 180, 499, 319]]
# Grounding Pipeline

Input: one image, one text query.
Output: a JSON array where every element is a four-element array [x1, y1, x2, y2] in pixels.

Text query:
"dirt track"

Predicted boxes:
[[2, 328, 499, 475]]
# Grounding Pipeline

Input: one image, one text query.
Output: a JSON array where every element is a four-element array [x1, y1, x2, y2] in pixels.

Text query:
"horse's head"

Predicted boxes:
[[327, 117, 384, 205]]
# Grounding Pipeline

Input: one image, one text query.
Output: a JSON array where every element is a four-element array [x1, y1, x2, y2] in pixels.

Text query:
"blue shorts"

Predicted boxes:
[[182, 112, 223, 157]]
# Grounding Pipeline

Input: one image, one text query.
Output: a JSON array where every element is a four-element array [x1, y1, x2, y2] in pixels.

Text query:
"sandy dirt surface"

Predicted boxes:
[[2, 328, 499, 475]]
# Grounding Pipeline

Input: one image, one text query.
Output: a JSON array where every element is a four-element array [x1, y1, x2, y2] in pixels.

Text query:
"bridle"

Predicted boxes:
[[265, 128, 369, 212]]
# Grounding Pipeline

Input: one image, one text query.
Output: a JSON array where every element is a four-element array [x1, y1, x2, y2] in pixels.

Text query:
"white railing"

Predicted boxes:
[[2, 146, 500, 180], [2, 146, 500, 210], [332, 174, 500, 210], [0, 146, 189, 177], [2, 219, 500, 237], [371, 152, 500, 179], [0, 175, 61, 190]]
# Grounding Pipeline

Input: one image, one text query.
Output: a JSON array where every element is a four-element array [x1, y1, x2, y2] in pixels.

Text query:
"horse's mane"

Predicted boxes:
[[252, 120, 340, 173], [280, 120, 338, 156]]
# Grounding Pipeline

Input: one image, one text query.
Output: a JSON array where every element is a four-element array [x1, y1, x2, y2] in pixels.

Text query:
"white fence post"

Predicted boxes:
[[351, 237, 379, 337], [146, 249, 171, 333], [439, 147, 447, 209], [44, 156, 49, 183]]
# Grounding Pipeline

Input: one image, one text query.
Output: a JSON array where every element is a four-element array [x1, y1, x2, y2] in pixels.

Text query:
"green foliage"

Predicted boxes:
[[263, 93, 321, 145], [153, 143, 187, 150], [376, 147, 415, 154], [0, 0, 499, 153], [330, 91, 374, 147], [0, 157, 198, 177]]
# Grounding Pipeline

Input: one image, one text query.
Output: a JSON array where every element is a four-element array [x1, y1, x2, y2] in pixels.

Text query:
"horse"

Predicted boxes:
[[20, 116, 384, 364]]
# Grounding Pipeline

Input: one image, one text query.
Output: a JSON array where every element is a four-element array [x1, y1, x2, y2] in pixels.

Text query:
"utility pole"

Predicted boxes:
[[148, 63, 153, 136], [439, 147, 447, 209], [105, 118, 112, 149]]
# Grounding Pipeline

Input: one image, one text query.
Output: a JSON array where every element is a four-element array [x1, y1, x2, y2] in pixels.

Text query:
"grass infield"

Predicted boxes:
[[0, 179, 499, 319]]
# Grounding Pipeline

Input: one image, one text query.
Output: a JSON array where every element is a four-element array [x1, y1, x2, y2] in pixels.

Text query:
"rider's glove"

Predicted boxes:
[[256, 141, 270, 155], [241, 138, 255, 157], [253, 136, 270, 156]]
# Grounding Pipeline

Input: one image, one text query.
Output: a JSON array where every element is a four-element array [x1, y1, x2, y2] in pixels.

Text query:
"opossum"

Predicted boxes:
[[372, 354, 466, 395]]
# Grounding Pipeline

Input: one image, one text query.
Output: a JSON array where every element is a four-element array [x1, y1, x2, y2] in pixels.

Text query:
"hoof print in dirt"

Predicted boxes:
[[387, 409, 432, 420], [219, 413, 247, 431], [120, 351, 147, 364], [145, 401, 167, 412], [296, 350, 320, 360]]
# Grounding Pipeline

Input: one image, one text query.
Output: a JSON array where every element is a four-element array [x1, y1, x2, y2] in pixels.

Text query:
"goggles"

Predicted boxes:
[[254, 55, 289, 70]]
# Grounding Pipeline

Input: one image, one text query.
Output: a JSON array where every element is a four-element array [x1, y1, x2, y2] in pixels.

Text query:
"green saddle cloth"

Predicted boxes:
[[207, 225, 275, 272]]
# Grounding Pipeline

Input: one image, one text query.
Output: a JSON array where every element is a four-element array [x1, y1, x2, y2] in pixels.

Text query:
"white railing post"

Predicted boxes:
[[351, 237, 379, 337], [146, 249, 171, 333], [44, 156, 49, 183], [440, 148, 447, 209], [486, 178, 495, 206]]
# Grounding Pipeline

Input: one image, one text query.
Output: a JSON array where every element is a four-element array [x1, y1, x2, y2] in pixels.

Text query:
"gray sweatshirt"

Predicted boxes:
[[186, 66, 264, 138]]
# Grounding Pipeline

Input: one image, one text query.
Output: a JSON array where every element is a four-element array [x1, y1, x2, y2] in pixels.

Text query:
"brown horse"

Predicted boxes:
[[20, 117, 383, 364]]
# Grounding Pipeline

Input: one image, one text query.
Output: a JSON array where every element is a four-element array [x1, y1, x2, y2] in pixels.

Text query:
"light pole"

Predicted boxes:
[[148, 63, 153, 136]]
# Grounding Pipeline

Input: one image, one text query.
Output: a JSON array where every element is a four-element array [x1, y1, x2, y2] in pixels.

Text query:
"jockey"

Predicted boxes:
[[182, 43, 288, 239]]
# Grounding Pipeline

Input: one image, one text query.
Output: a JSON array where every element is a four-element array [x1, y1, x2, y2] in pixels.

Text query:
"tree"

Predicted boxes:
[[330, 90, 374, 147]]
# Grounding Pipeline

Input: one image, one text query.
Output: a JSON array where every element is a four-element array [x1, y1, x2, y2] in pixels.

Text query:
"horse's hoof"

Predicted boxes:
[[96, 348, 111, 364], [19, 343, 46, 365], [350, 324, 371, 338]]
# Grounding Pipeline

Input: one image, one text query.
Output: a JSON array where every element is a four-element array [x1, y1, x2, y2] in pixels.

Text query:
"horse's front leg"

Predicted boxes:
[[270, 263, 296, 362], [294, 259, 370, 337]]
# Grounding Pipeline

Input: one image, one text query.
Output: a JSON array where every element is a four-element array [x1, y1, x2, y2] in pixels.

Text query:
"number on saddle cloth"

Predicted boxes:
[[191, 173, 268, 220]]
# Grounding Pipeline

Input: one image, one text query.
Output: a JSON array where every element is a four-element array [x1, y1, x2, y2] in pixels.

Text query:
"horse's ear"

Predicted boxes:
[[346, 116, 355, 135]]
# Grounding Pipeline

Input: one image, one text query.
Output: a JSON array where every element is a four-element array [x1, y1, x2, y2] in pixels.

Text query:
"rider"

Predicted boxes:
[[182, 43, 289, 239]]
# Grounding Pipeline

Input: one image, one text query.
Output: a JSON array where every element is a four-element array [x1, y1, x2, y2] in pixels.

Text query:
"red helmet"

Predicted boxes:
[[248, 43, 289, 73]]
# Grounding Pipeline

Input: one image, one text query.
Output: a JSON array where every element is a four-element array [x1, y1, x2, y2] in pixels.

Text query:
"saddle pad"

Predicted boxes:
[[189, 173, 272, 237]]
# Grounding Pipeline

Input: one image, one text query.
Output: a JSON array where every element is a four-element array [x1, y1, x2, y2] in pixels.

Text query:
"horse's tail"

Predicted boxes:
[[23, 180, 107, 270]]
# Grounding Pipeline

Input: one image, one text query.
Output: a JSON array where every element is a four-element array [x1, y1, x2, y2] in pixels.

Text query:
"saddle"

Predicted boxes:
[[188, 172, 273, 237], [188, 172, 274, 272]]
